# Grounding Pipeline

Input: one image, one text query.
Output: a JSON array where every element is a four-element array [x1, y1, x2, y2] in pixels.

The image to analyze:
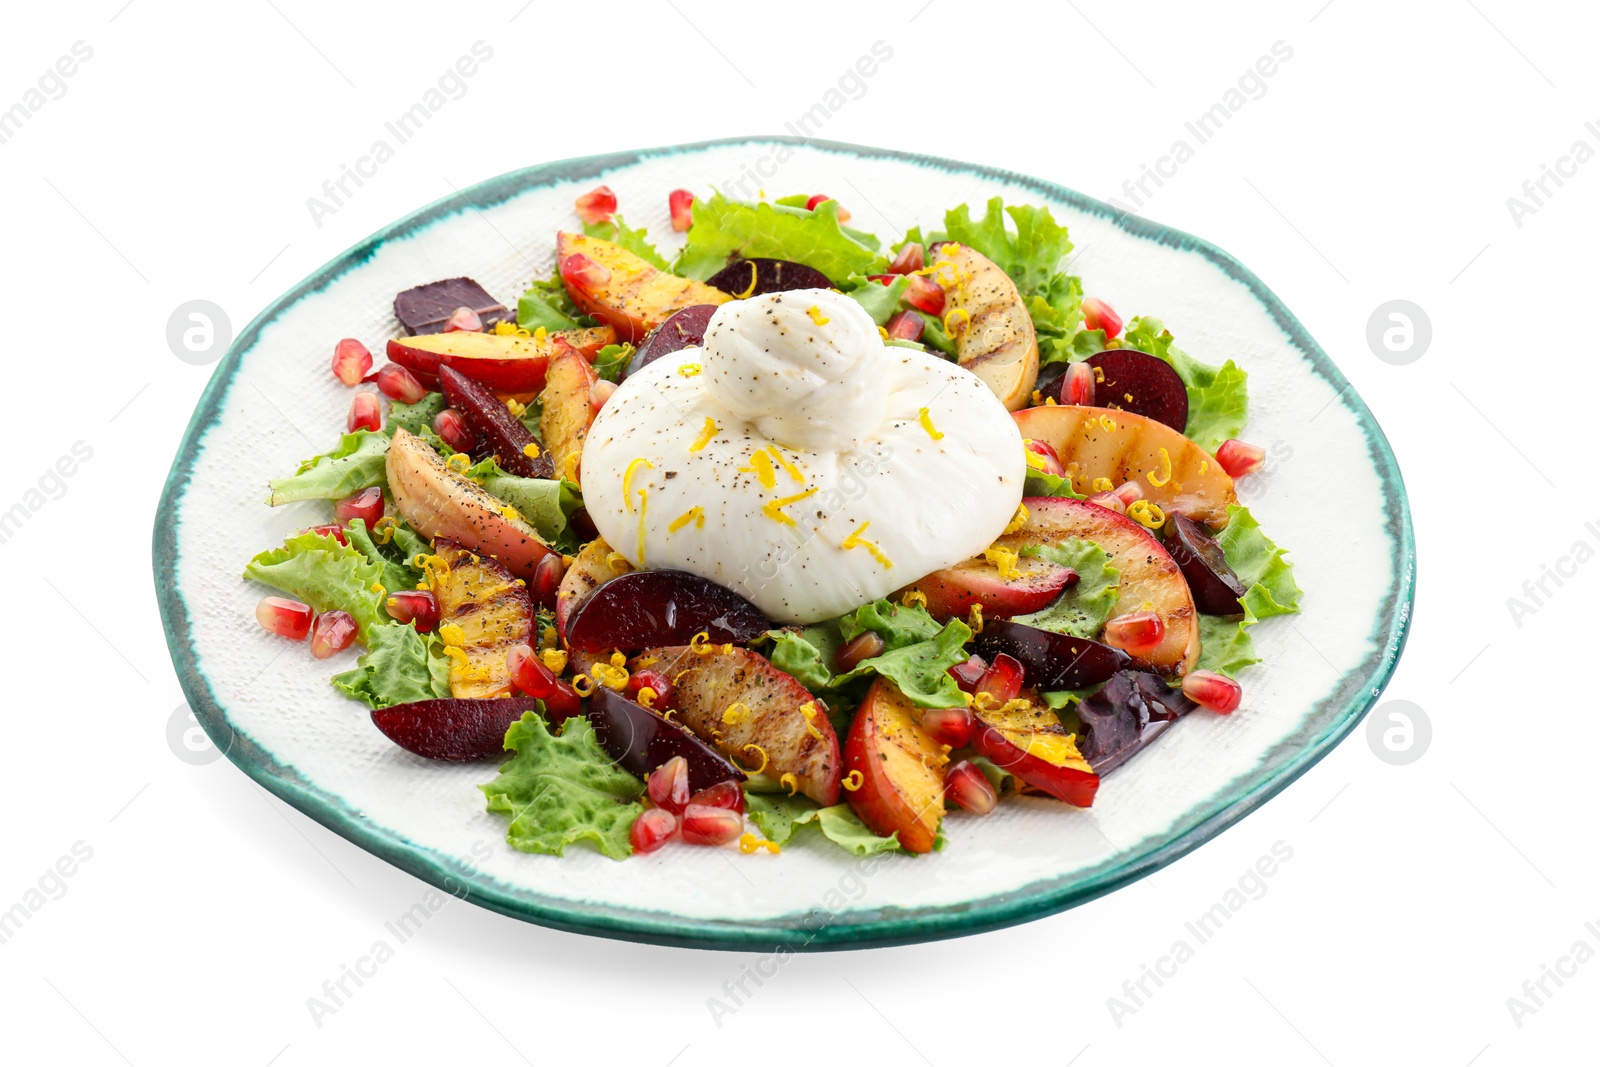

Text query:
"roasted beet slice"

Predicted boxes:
[[706, 257, 834, 297], [587, 687, 746, 791], [371, 697, 541, 761], [1073, 350, 1189, 431], [394, 277, 513, 336], [563, 570, 771, 653], [1167, 511, 1247, 615], [624, 304, 719, 381], [438, 365, 553, 479], [973, 619, 1130, 691], [1074, 670, 1195, 775]]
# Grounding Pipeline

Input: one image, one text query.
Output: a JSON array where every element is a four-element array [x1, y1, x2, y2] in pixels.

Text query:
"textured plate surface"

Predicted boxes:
[[154, 137, 1413, 950]]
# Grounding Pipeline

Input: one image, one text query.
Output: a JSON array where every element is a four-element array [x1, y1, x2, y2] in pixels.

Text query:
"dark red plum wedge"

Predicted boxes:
[[623, 304, 719, 381], [1167, 512, 1246, 615], [973, 619, 1131, 691], [706, 257, 834, 297], [1070, 350, 1189, 432], [372, 696, 542, 761], [587, 687, 747, 792], [563, 570, 771, 653], [438, 365, 553, 479], [393, 277, 513, 335]]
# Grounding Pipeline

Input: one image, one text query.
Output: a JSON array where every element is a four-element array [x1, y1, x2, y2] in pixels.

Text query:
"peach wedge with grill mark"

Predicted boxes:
[[385, 428, 555, 580], [386, 324, 615, 393], [927, 241, 1039, 411], [430, 539, 535, 699], [1012, 404, 1237, 527], [555, 536, 631, 643], [843, 678, 947, 853], [557, 231, 731, 344], [540, 341, 599, 485]]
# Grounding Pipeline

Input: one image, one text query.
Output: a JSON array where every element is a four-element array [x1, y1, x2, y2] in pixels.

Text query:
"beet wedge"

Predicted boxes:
[[438, 364, 553, 479], [372, 697, 540, 761]]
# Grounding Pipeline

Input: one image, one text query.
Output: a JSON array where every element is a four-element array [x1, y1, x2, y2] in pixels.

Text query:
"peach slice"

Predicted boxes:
[[429, 539, 534, 699], [555, 536, 631, 643], [386, 325, 614, 392], [928, 241, 1039, 411], [843, 678, 947, 853], [903, 553, 1077, 620], [557, 231, 731, 344], [971, 696, 1099, 807], [540, 341, 599, 484]]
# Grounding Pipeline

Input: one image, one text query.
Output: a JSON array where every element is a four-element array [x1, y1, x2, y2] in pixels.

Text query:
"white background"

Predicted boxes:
[[0, 1, 1591, 1064]]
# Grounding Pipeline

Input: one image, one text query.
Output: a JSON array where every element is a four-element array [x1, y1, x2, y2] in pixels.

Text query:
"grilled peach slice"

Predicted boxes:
[[903, 553, 1076, 620], [540, 341, 599, 484], [557, 231, 731, 343], [635, 646, 841, 806], [971, 696, 1099, 807], [928, 241, 1038, 411], [386, 325, 615, 392], [1013, 404, 1237, 527], [555, 536, 631, 643], [843, 678, 946, 853], [429, 540, 535, 699], [1000, 496, 1198, 675], [386, 429, 555, 580]]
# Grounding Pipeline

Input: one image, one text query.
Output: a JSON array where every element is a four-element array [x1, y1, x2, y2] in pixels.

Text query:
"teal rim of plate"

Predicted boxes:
[[153, 136, 1415, 952]]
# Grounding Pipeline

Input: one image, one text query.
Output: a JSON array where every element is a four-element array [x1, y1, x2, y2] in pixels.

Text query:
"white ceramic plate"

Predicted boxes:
[[155, 138, 1413, 950]]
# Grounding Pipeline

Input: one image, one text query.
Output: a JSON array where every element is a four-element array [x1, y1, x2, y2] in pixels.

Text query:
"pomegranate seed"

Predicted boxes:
[[385, 589, 439, 632], [309, 610, 358, 659], [541, 681, 584, 723], [1024, 439, 1066, 477], [886, 309, 924, 342], [921, 706, 975, 748], [630, 807, 678, 854], [1104, 611, 1165, 655], [331, 339, 372, 386], [256, 596, 313, 641], [442, 306, 483, 333], [867, 273, 897, 286], [304, 523, 348, 546], [975, 653, 1024, 707], [507, 643, 556, 697], [1064, 362, 1096, 406], [374, 363, 429, 404], [835, 630, 886, 673], [680, 804, 743, 846], [804, 193, 851, 222], [1081, 297, 1123, 338], [348, 391, 382, 433], [1183, 669, 1242, 713], [334, 485, 384, 527], [668, 188, 694, 232], [532, 554, 567, 609], [1216, 439, 1266, 478], [575, 184, 618, 225], [945, 760, 999, 815], [561, 252, 611, 292], [647, 756, 691, 815], [889, 242, 926, 275], [689, 780, 746, 815], [1086, 490, 1126, 514], [590, 379, 617, 412], [903, 274, 946, 316], [432, 408, 478, 454], [948, 655, 987, 693], [626, 668, 675, 710]]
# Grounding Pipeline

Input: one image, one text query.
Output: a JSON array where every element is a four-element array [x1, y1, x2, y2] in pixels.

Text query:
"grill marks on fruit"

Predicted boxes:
[[431, 540, 534, 699], [554, 536, 630, 640]]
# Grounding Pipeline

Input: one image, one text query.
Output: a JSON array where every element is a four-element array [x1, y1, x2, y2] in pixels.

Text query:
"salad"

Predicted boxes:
[[244, 183, 1302, 861]]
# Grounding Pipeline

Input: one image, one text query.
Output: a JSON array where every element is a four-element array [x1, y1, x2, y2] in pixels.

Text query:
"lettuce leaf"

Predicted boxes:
[[462, 457, 582, 550], [764, 599, 971, 709], [583, 216, 669, 271], [590, 343, 635, 383], [481, 713, 645, 860], [344, 517, 424, 597], [266, 430, 388, 505], [1196, 504, 1303, 676], [934, 198, 1073, 296], [1013, 538, 1121, 638], [841, 274, 909, 325], [1023, 468, 1086, 499], [1120, 317, 1248, 452], [388, 393, 447, 438], [745, 793, 904, 855], [1196, 613, 1260, 677], [517, 271, 582, 332], [331, 622, 452, 709], [674, 193, 885, 281], [243, 530, 387, 641]]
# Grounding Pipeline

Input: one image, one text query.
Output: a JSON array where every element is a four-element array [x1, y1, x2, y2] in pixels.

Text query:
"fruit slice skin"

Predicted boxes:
[[540, 341, 599, 483], [624, 304, 719, 381], [430, 539, 535, 699], [1075, 669, 1194, 774], [1000, 496, 1199, 676], [438, 365, 553, 479], [1167, 512, 1247, 615], [1013, 404, 1237, 527], [387, 325, 614, 392], [636, 646, 842, 806], [372, 697, 541, 761], [587, 687, 747, 793], [903, 552, 1076, 620], [564, 570, 771, 653], [844, 678, 946, 853], [973, 619, 1130, 690], [557, 231, 731, 343], [556, 536, 631, 642], [393, 277, 513, 335], [386, 428, 556, 580], [706, 257, 834, 296], [971, 697, 1099, 807], [928, 241, 1039, 411], [1078, 349, 1189, 432]]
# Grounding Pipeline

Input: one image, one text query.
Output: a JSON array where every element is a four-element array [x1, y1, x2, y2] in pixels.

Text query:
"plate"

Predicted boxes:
[[154, 137, 1413, 950]]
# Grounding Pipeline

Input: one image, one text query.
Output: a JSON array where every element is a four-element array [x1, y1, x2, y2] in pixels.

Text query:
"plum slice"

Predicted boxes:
[[1073, 669, 1195, 775], [624, 303, 719, 381], [1167, 511, 1246, 615], [563, 570, 771, 653], [587, 687, 746, 792], [371, 696, 541, 761], [1073, 350, 1189, 432], [438, 365, 553, 478], [706, 257, 834, 297], [394, 277, 513, 335], [973, 619, 1130, 691]]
